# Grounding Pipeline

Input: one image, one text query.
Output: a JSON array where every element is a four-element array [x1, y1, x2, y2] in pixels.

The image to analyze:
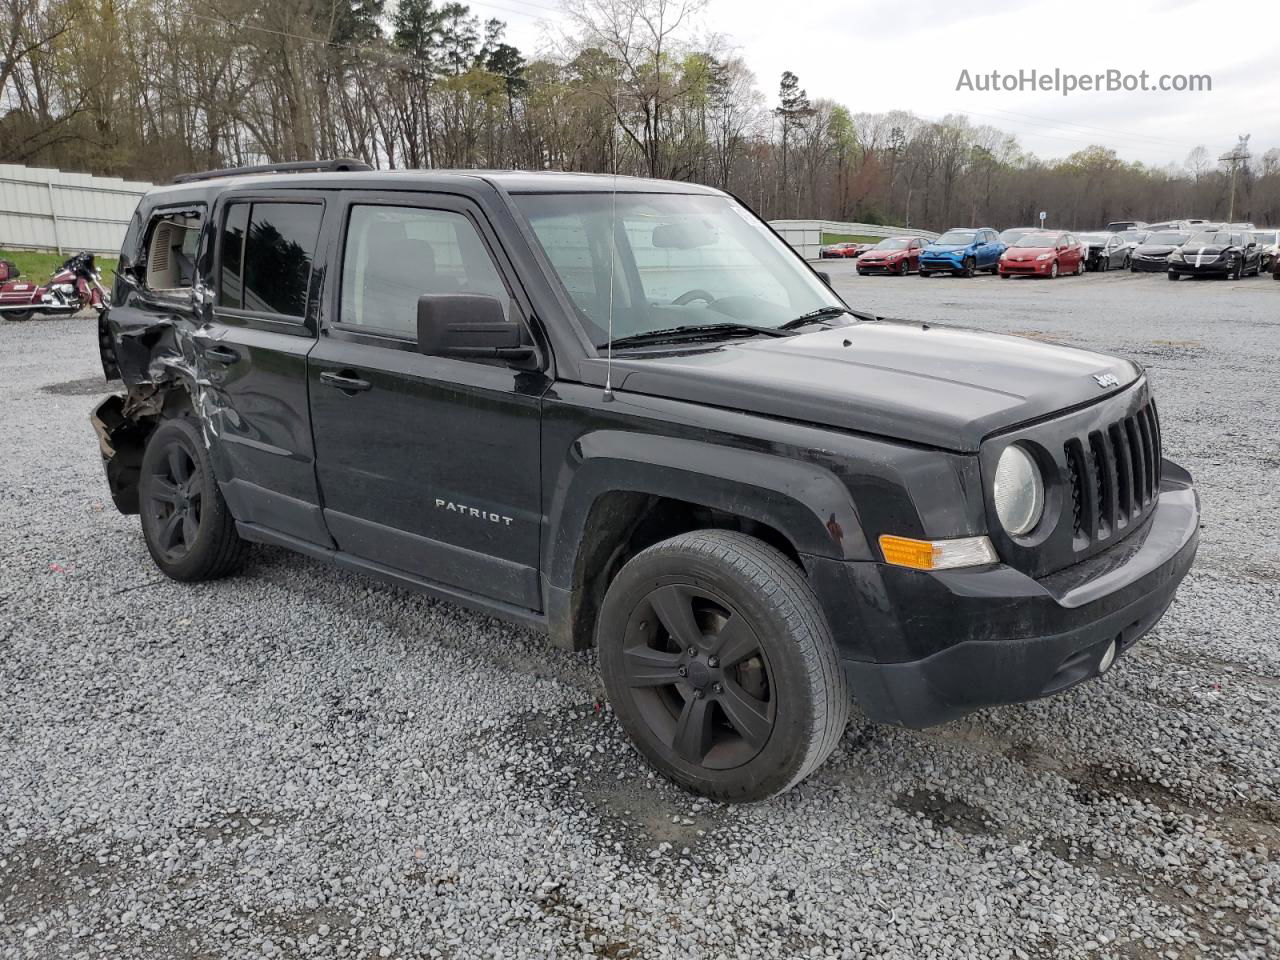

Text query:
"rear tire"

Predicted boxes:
[[139, 417, 246, 581], [3, 309, 34, 322], [598, 530, 849, 802]]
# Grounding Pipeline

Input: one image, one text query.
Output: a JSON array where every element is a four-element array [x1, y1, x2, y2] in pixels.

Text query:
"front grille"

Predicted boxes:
[[1063, 399, 1161, 550]]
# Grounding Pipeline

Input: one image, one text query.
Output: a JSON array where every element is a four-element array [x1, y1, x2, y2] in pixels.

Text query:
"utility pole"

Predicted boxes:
[[1219, 135, 1251, 223]]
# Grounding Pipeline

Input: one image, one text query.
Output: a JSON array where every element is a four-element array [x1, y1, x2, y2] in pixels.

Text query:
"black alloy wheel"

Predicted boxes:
[[962, 257, 976, 278], [616, 582, 776, 770], [145, 442, 203, 563], [139, 417, 245, 581], [598, 531, 848, 801], [897, 259, 908, 276]]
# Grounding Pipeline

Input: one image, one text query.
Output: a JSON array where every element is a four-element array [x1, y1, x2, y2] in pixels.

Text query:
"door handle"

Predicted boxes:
[[205, 345, 239, 364], [320, 370, 372, 393]]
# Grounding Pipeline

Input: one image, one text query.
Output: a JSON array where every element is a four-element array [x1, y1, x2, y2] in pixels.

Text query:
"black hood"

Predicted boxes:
[[599, 322, 1141, 452], [1135, 244, 1179, 256], [1182, 244, 1235, 256]]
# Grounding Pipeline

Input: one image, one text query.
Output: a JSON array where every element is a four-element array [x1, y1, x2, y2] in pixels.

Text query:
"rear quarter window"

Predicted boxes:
[[218, 201, 322, 318]]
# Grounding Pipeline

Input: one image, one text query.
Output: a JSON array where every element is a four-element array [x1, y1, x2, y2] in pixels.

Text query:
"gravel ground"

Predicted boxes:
[[2, 269, 1279, 960]]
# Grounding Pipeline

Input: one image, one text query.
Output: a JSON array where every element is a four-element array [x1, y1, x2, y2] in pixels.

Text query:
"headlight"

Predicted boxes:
[[1036, 253, 1052, 261], [993, 445, 1044, 536], [1169, 250, 1184, 260]]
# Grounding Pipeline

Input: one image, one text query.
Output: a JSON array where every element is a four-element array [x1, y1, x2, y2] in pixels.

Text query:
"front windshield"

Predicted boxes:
[[1120, 230, 1147, 242], [1012, 233, 1059, 248], [514, 192, 846, 348], [934, 230, 975, 245], [1187, 231, 1232, 246], [1147, 232, 1189, 245], [871, 238, 911, 250], [999, 228, 1031, 244], [1077, 233, 1110, 243]]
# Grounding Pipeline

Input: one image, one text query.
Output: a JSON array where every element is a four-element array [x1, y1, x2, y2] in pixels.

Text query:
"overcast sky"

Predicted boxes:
[[480, 0, 1277, 170]]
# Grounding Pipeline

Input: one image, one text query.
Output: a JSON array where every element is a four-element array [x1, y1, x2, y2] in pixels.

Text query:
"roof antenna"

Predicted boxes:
[[603, 40, 628, 403]]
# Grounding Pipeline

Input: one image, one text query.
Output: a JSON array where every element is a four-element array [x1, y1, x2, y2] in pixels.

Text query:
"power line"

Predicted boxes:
[[969, 106, 1204, 153]]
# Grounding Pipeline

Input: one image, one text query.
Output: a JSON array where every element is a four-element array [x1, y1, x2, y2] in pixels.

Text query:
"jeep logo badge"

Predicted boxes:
[[1093, 373, 1120, 388]]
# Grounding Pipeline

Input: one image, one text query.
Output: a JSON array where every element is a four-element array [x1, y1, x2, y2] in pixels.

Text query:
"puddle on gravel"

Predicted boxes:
[[893, 788, 994, 837], [480, 702, 728, 862]]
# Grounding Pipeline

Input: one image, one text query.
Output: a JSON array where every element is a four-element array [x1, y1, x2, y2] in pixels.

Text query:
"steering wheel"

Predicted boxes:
[[673, 289, 716, 306]]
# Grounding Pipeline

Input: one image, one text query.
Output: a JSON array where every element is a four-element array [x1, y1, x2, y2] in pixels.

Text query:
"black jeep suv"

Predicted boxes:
[[93, 161, 1200, 801]]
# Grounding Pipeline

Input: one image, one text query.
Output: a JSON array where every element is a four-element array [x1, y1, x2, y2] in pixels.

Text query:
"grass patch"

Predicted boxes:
[[821, 233, 884, 245], [1, 249, 118, 282]]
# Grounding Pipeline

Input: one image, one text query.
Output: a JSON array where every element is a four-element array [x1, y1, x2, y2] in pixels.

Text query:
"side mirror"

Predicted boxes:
[[416, 294, 532, 361], [815, 270, 833, 287]]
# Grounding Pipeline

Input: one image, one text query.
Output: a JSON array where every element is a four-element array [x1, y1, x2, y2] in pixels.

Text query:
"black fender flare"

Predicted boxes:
[[544, 429, 872, 590], [540, 429, 874, 650]]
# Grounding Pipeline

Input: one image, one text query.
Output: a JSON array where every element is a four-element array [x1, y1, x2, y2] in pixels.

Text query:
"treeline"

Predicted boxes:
[[3, 0, 1279, 230]]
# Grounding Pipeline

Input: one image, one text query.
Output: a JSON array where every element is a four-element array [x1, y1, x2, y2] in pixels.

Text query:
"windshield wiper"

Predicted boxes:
[[779, 306, 867, 330], [603, 322, 790, 349]]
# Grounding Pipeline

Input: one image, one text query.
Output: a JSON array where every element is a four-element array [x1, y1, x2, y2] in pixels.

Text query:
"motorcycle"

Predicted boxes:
[[0, 251, 110, 321]]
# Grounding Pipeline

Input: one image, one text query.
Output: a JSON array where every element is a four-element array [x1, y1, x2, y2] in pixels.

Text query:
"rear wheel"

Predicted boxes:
[[2, 309, 34, 322], [598, 530, 849, 802], [139, 417, 246, 581]]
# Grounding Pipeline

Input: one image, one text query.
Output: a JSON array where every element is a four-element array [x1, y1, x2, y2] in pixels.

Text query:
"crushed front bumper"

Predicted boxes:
[[825, 463, 1199, 728]]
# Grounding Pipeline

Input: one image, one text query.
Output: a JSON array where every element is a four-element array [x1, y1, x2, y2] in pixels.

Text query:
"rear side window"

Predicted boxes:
[[140, 208, 204, 294], [218, 201, 322, 318], [339, 205, 510, 337]]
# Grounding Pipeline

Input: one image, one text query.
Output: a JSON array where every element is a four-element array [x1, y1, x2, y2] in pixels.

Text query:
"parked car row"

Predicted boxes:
[[824, 220, 1280, 283]]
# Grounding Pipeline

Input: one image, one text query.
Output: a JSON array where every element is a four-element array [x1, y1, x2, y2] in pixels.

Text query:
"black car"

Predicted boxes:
[[1167, 230, 1263, 280], [92, 161, 1200, 801], [1130, 231, 1190, 272], [1077, 232, 1131, 271]]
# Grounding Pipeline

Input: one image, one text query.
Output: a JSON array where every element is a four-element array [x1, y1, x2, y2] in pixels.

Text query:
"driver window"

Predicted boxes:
[[339, 204, 511, 337]]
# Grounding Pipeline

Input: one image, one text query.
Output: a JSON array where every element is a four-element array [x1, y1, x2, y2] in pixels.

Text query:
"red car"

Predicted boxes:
[[998, 231, 1085, 279], [819, 242, 857, 259], [856, 236, 930, 275]]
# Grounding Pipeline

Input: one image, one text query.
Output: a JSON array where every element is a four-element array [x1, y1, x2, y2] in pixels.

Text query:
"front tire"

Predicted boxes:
[[961, 257, 976, 278], [1048, 260, 1059, 279], [598, 531, 849, 802], [139, 417, 246, 581]]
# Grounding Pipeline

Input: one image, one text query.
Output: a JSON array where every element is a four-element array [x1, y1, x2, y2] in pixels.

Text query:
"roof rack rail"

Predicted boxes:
[[172, 158, 373, 184]]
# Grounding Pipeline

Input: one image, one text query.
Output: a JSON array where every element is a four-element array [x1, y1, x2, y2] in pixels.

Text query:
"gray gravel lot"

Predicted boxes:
[[2, 269, 1279, 960]]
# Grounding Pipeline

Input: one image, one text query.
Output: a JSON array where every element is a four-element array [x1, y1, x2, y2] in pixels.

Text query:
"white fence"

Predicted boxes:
[[0, 164, 153, 255], [770, 220, 940, 260]]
